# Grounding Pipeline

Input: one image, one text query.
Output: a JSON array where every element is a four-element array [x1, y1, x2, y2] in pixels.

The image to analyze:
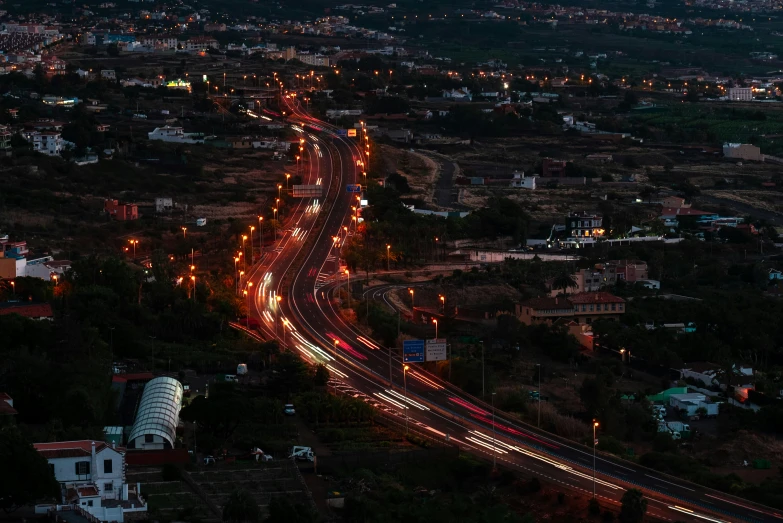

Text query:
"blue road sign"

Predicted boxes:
[[337, 129, 348, 137], [346, 184, 362, 193], [403, 339, 425, 363]]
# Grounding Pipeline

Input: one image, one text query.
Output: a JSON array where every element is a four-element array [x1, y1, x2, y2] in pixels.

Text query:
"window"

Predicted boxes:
[[604, 304, 609, 311], [88, 501, 93, 507], [581, 305, 586, 312], [619, 304, 624, 311], [104, 483, 113, 492], [75, 461, 90, 476], [611, 303, 616, 311], [145, 434, 154, 443], [103, 459, 113, 474], [589, 304, 594, 312]]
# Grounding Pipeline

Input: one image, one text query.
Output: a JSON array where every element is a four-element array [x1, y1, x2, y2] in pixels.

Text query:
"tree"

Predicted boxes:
[[0, 426, 60, 512], [551, 272, 578, 296], [223, 489, 260, 523], [619, 488, 647, 523], [107, 43, 120, 57], [313, 364, 330, 387]]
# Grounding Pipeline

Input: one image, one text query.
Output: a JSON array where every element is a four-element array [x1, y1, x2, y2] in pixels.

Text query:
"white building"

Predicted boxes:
[[155, 197, 173, 212], [442, 88, 472, 101], [727, 87, 753, 101], [34, 440, 147, 522], [25, 257, 71, 280], [511, 171, 536, 189], [30, 131, 64, 156], [127, 377, 183, 450], [296, 53, 330, 66], [147, 126, 204, 144]]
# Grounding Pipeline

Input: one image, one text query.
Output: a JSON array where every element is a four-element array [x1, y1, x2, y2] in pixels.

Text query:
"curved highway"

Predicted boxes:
[[241, 91, 782, 523]]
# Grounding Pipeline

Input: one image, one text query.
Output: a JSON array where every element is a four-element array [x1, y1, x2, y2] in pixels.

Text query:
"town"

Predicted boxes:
[[2, 0, 783, 523]]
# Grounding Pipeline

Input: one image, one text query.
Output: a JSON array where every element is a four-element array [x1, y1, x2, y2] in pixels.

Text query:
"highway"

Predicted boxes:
[[241, 93, 782, 523]]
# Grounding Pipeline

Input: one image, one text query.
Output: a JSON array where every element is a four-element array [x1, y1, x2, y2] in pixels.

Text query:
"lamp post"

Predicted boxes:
[[272, 208, 278, 240], [345, 269, 351, 308], [408, 288, 414, 312], [286, 173, 291, 190], [234, 257, 239, 294], [275, 295, 281, 339], [282, 318, 289, 348], [129, 239, 138, 257], [386, 244, 391, 271], [249, 226, 255, 264], [620, 348, 625, 363], [593, 420, 599, 498], [492, 392, 497, 470], [242, 235, 247, 269], [403, 364, 410, 434], [432, 319, 438, 339], [182, 226, 187, 239], [10, 281, 14, 296], [278, 184, 282, 200], [439, 294, 445, 313], [191, 275, 196, 302], [296, 155, 300, 174], [536, 363, 542, 427], [258, 216, 264, 254]]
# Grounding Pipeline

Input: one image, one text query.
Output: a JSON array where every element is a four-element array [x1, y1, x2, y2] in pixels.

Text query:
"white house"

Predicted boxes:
[[442, 88, 472, 101], [511, 171, 536, 189], [147, 126, 204, 144], [31, 131, 64, 156], [127, 377, 183, 450], [34, 440, 147, 522]]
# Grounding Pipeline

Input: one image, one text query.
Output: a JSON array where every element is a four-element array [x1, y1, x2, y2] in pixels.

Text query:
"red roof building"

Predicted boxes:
[[0, 302, 54, 320], [516, 291, 625, 326], [0, 392, 17, 416], [104, 199, 138, 221]]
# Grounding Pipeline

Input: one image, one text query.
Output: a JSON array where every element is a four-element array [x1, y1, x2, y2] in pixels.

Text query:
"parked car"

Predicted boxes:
[[284, 404, 296, 415]]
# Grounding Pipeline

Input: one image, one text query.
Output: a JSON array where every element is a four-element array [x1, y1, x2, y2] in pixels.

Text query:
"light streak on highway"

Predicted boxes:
[[669, 506, 729, 523], [385, 389, 430, 410], [409, 370, 444, 390], [373, 392, 408, 410], [356, 336, 380, 350], [448, 396, 491, 416]]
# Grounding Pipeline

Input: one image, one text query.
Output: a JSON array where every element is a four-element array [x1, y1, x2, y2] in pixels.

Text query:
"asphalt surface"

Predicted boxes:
[[240, 93, 782, 523]]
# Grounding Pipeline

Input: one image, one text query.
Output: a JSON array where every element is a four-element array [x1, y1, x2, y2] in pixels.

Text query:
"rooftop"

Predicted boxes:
[[660, 207, 713, 216], [0, 302, 54, 318], [521, 296, 574, 310], [34, 440, 122, 459], [569, 292, 625, 304]]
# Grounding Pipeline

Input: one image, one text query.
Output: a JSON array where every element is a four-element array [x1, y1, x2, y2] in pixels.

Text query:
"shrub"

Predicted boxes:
[[588, 497, 601, 516]]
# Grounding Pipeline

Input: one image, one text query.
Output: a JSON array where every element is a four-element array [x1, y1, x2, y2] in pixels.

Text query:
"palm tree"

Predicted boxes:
[[551, 273, 578, 296]]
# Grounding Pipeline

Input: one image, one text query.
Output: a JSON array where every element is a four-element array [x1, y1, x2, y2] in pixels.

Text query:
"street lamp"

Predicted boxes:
[[386, 244, 391, 271], [182, 226, 187, 238], [258, 216, 264, 253], [272, 208, 278, 240], [190, 275, 196, 302], [249, 226, 255, 264], [242, 235, 248, 269], [432, 318, 438, 339], [408, 288, 414, 311], [403, 364, 410, 434], [275, 295, 282, 339], [278, 184, 282, 200], [286, 173, 291, 190], [439, 294, 445, 313], [345, 269, 351, 308], [129, 239, 138, 257], [234, 257, 239, 294], [620, 348, 626, 363], [593, 420, 599, 498], [10, 281, 14, 295]]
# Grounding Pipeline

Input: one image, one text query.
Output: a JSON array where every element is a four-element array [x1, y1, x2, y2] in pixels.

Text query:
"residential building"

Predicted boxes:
[[542, 158, 567, 177], [100, 69, 116, 80], [669, 393, 720, 417], [30, 131, 64, 156], [516, 291, 625, 325], [659, 207, 718, 228], [723, 142, 763, 162], [25, 258, 70, 281], [442, 88, 472, 101], [510, 171, 536, 189], [0, 125, 11, 150], [569, 292, 625, 324], [727, 87, 752, 101], [586, 153, 613, 163], [155, 197, 173, 213], [769, 269, 783, 281], [148, 126, 205, 144], [547, 268, 603, 296], [104, 199, 138, 221], [565, 212, 604, 238], [296, 53, 330, 66], [34, 440, 147, 522], [0, 302, 54, 320], [515, 296, 576, 325], [127, 377, 183, 450], [203, 23, 227, 32], [611, 259, 649, 282], [185, 36, 219, 51]]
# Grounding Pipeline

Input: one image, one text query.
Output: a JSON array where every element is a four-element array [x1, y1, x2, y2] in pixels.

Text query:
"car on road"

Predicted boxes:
[[203, 456, 216, 465], [284, 403, 296, 415]]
